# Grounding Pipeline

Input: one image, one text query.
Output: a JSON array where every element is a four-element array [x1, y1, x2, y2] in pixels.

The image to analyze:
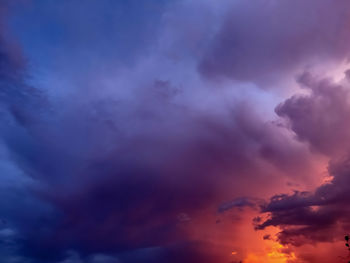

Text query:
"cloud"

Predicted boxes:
[[14, 101, 301, 261], [276, 71, 350, 156], [0, 55, 312, 263], [1, 0, 346, 262], [218, 197, 262, 213], [256, 72, 350, 247], [199, 0, 350, 84], [0, 12, 315, 258], [256, 156, 350, 246]]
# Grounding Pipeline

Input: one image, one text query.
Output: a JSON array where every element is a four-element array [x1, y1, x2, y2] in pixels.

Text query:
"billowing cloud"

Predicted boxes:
[[10, 93, 311, 262], [199, 0, 350, 84], [276, 71, 350, 156], [257, 156, 350, 247], [256, 72, 350, 249], [1, 0, 350, 262]]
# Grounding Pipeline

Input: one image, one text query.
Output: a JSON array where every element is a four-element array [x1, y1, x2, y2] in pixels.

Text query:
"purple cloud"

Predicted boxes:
[[257, 72, 350, 246], [276, 71, 350, 156], [199, 0, 350, 84], [2, 1, 350, 262]]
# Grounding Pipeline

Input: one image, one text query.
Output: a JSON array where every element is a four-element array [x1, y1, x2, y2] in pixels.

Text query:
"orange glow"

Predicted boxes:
[[244, 241, 297, 263]]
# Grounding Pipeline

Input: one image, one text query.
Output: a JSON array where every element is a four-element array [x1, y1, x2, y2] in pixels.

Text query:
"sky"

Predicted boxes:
[[1, 0, 350, 262]]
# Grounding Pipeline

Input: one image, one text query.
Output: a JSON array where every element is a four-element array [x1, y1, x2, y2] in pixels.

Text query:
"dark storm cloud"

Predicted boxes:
[[2, 0, 348, 262], [199, 0, 350, 84], [0, 53, 313, 262], [14, 98, 304, 262], [0, 1, 228, 257], [256, 156, 350, 246], [0, 69, 311, 262], [255, 72, 350, 246]]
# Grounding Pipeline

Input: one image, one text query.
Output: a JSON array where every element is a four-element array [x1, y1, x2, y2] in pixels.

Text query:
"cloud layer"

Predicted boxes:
[[1, 0, 350, 262]]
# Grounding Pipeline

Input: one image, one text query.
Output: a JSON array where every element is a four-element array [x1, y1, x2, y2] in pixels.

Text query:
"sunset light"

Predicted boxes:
[[1, 0, 350, 262]]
